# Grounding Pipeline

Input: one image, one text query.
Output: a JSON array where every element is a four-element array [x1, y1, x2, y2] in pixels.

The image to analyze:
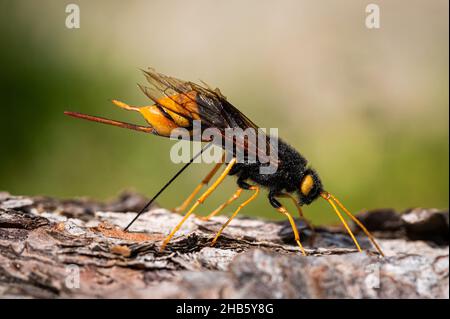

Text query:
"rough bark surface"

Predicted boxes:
[[0, 191, 448, 299]]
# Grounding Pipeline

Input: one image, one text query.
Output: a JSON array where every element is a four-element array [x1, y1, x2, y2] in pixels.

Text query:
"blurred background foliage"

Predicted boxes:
[[0, 0, 448, 224]]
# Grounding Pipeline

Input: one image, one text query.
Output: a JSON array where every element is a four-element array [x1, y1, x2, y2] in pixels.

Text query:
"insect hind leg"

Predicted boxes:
[[174, 154, 225, 214], [199, 187, 243, 221], [160, 158, 237, 251], [201, 177, 251, 222], [210, 185, 259, 246]]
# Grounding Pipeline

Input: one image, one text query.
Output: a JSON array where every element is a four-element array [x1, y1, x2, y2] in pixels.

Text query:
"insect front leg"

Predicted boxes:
[[269, 191, 307, 256], [277, 192, 316, 246]]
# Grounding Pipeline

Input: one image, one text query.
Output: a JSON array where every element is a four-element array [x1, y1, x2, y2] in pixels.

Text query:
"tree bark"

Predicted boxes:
[[0, 191, 448, 298]]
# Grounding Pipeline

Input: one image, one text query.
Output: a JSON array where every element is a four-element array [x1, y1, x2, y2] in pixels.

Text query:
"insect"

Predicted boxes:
[[65, 68, 384, 256]]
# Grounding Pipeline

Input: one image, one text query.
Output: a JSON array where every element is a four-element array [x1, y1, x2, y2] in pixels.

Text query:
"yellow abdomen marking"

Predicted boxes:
[[111, 91, 201, 136], [300, 174, 314, 196], [138, 106, 179, 136]]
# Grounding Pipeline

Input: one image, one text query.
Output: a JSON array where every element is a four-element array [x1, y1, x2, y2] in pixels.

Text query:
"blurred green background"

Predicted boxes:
[[0, 0, 448, 225]]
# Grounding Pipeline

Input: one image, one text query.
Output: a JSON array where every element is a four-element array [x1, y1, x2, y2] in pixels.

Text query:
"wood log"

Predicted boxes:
[[0, 191, 448, 298]]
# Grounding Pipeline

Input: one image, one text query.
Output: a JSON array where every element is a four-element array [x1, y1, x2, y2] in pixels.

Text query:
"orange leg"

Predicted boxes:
[[210, 186, 259, 246], [276, 204, 307, 256], [199, 188, 243, 221], [174, 155, 225, 214], [160, 158, 237, 251], [277, 193, 314, 227], [277, 193, 316, 245]]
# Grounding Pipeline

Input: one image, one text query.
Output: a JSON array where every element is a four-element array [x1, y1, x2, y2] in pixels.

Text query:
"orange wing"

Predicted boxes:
[[65, 68, 279, 166], [137, 69, 278, 166]]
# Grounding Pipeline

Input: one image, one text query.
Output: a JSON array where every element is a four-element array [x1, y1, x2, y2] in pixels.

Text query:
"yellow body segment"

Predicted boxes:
[[138, 106, 179, 136], [111, 91, 201, 137], [163, 108, 191, 127], [300, 174, 314, 196]]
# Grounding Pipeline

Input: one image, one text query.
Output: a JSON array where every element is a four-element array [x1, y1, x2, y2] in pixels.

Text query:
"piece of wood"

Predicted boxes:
[[0, 191, 448, 298]]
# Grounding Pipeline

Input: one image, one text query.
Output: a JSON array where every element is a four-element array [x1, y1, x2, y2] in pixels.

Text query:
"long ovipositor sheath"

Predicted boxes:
[[64, 111, 212, 231], [123, 142, 212, 231], [64, 111, 155, 133]]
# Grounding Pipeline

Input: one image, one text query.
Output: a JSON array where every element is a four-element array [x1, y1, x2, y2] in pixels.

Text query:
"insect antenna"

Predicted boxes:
[[321, 191, 384, 256], [320, 192, 362, 252], [123, 142, 213, 231], [327, 193, 385, 256]]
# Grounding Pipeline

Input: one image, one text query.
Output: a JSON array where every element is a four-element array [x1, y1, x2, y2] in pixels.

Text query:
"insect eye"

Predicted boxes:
[[300, 174, 315, 196]]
